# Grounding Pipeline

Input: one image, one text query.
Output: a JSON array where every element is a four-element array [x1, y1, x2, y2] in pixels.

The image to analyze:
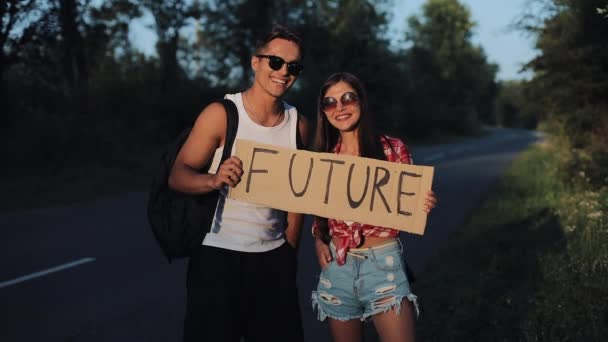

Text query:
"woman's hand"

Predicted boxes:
[[423, 189, 437, 213], [315, 237, 333, 269]]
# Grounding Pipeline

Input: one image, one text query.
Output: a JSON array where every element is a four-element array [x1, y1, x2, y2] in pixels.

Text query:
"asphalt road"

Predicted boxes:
[[0, 127, 540, 342]]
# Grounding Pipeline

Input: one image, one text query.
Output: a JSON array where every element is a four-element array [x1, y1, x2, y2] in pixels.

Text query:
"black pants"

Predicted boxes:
[[183, 242, 303, 342]]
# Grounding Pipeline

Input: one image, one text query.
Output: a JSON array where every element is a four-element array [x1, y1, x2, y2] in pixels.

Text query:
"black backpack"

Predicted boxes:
[[147, 99, 239, 262]]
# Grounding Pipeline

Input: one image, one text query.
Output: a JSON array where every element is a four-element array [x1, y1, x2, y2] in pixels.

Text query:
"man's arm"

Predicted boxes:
[[285, 114, 310, 248], [168, 102, 242, 193]]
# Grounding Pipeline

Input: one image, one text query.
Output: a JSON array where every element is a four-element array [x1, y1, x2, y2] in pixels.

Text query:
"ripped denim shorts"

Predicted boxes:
[[311, 239, 419, 322]]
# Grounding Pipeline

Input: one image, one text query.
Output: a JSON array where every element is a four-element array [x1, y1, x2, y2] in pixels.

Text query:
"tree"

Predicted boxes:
[[142, 0, 201, 91], [291, 0, 405, 132], [597, 4, 608, 18], [191, 0, 403, 133], [1, 0, 65, 137], [57, 0, 88, 92], [87, 0, 142, 55], [519, 0, 608, 185], [0, 0, 40, 78], [193, 0, 306, 88], [493, 80, 538, 128], [405, 0, 498, 136], [1, 0, 47, 120]]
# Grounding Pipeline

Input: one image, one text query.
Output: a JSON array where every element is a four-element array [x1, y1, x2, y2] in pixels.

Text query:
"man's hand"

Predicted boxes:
[[210, 156, 243, 189], [286, 233, 299, 249], [285, 212, 303, 249]]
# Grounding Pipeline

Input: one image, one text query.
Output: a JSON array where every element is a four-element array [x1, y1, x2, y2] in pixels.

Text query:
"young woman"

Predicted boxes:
[[311, 72, 437, 342]]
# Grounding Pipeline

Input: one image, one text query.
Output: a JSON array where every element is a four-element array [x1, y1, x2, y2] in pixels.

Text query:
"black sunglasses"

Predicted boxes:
[[256, 55, 304, 76], [320, 92, 359, 112]]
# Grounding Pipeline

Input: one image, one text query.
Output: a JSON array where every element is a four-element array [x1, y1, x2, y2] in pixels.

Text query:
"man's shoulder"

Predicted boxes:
[[223, 92, 241, 103], [201, 93, 241, 117], [192, 98, 236, 133], [281, 100, 297, 112]]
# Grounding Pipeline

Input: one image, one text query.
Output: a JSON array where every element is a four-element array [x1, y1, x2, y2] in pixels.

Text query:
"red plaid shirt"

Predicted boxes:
[[312, 135, 413, 265]]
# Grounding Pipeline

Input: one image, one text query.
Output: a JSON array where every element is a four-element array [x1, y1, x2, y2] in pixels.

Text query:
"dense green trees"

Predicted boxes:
[[519, 0, 608, 186], [404, 0, 498, 137], [492, 2, 608, 338], [1, 0, 500, 168], [493, 80, 538, 128], [195, 0, 307, 87]]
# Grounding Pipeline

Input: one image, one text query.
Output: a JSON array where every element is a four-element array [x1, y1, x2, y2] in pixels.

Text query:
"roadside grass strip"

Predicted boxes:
[[414, 143, 607, 341]]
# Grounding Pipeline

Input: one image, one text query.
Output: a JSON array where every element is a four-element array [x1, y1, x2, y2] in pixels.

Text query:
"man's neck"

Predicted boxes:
[[242, 87, 284, 127], [244, 87, 282, 116]]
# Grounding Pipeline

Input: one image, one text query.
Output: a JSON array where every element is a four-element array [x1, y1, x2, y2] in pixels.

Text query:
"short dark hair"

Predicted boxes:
[[254, 24, 303, 56]]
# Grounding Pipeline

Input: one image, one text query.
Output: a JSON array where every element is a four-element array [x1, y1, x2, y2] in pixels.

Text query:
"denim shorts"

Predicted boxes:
[[311, 239, 419, 322]]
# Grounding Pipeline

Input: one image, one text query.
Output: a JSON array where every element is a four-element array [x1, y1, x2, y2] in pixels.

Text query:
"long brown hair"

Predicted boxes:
[[313, 72, 386, 160]]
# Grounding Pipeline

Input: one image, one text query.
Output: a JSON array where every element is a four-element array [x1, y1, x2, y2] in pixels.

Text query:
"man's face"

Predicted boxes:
[[252, 38, 302, 97]]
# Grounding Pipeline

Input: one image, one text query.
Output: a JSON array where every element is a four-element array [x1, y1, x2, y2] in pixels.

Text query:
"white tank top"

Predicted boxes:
[[202, 92, 299, 252]]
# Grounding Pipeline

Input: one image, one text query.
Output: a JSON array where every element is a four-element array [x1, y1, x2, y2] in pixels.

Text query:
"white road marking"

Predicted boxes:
[[0, 258, 96, 289]]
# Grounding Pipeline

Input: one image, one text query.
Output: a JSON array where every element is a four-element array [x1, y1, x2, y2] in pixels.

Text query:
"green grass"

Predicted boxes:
[[415, 142, 608, 341]]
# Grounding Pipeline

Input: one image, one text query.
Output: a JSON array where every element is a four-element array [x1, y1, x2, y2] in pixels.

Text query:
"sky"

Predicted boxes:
[[129, 0, 537, 81]]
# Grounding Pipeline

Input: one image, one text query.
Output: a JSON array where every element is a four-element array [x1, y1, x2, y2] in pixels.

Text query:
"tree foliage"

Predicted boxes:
[[405, 0, 498, 137], [194, 0, 306, 87], [2, 0, 500, 170], [141, 0, 202, 91], [1, 0, 40, 77], [292, 0, 403, 132], [520, 0, 608, 186], [493, 80, 538, 128]]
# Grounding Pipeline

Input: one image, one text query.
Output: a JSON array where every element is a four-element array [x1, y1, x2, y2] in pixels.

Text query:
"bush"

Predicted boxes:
[[415, 139, 607, 341]]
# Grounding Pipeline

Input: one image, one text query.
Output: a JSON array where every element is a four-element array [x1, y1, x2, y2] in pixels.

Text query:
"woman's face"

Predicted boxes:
[[321, 81, 361, 133]]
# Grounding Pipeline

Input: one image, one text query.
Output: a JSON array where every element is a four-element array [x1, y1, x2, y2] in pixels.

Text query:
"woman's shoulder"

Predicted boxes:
[[380, 134, 412, 164], [380, 135, 409, 148]]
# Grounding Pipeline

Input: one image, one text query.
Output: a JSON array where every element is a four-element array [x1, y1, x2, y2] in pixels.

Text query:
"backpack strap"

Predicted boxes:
[[218, 99, 239, 162], [198, 99, 237, 237]]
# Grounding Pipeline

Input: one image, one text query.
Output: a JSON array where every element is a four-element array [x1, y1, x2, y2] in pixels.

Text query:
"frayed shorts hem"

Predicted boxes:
[[311, 291, 362, 322], [311, 292, 419, 322], [361, 293, 420, 321]]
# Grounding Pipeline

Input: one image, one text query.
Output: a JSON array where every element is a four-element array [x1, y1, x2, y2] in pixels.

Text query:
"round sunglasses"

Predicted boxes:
[[256, 55, 304, 76], [320, 92, 359, 112]]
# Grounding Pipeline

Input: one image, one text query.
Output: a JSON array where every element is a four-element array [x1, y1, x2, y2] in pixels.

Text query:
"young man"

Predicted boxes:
[[168, 25, 308, 342]]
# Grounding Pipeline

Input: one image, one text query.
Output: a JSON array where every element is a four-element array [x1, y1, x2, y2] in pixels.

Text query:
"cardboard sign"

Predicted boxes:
[[229, 139, 434, 235]]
